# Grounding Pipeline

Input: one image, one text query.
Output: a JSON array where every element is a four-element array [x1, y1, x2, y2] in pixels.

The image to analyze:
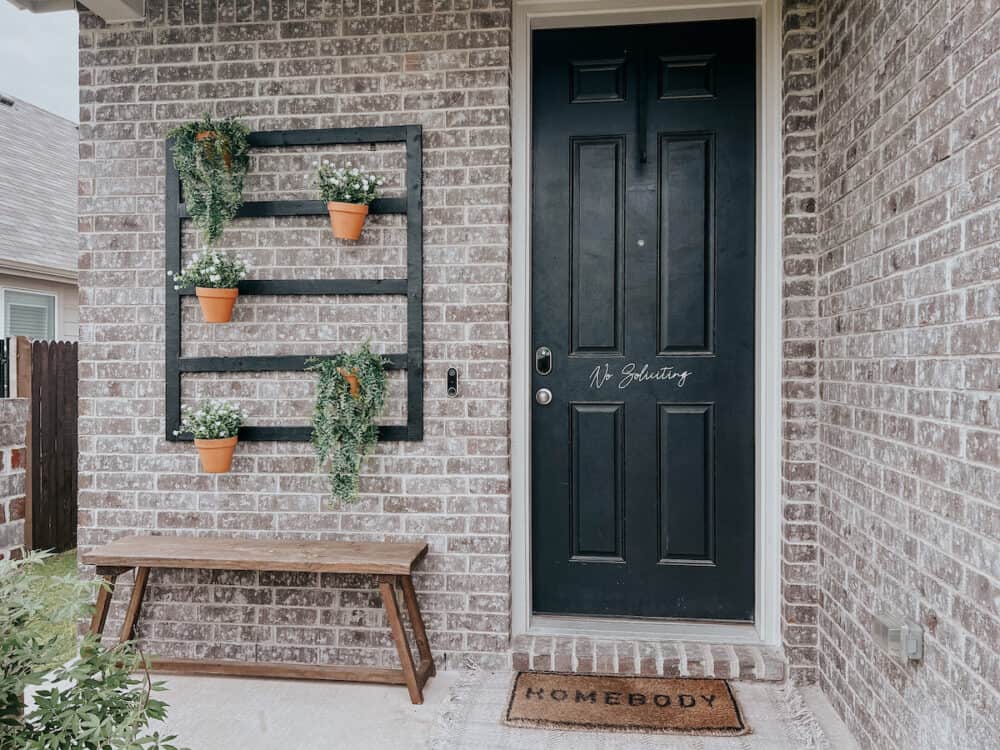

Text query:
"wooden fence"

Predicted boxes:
[[16, 338, 79, 552], [0, 338, 9, 398]]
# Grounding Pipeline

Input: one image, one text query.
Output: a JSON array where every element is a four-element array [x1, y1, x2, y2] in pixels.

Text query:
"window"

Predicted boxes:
[[3, 289, 56, 339]]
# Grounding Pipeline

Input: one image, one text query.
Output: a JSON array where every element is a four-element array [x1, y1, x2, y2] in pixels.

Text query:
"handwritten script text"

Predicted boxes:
[[589, 363, 692, 390]]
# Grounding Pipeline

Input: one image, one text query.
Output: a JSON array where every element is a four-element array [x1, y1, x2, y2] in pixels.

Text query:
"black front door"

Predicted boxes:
[[531, 20, 756, 620]]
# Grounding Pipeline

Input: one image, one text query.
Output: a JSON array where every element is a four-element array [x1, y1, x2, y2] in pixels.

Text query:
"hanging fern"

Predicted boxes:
[[167, 114, 251, 248], [308, 344, 389, 504]]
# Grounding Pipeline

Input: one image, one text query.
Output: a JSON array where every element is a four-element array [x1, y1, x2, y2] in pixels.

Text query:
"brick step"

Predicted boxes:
[[511, 635, 785, 682]]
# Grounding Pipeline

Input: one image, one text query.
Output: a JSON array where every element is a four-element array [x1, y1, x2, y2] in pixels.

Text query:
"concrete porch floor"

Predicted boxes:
[[153, 670, 860, 749]]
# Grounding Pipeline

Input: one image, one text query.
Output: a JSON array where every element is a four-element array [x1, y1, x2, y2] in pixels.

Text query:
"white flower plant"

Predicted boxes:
[[175, 400, 246, 440], [168, 249, 248, 290], [315, 160, 384, 205]]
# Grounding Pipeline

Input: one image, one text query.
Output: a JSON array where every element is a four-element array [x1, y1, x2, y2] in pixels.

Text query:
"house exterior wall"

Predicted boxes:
[[0, 398, 28, 560], [78, 0, 512, 670], [0, 274, 80, 340], [812, 0, 1000, 748], [74, 2, 998, 736], [78, 0, 820, 677]]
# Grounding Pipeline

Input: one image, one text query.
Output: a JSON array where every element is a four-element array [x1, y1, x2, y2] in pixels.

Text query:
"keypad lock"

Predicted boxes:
[[535, 346, 553, 376]]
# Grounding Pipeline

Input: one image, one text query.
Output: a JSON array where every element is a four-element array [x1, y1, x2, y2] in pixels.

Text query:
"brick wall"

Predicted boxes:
[[73, 0, 834, 682], [0, 399, 28, 560], [780, 0, 821, 685], [77, 0, 512, 670], [813, 0, 1000, 748]]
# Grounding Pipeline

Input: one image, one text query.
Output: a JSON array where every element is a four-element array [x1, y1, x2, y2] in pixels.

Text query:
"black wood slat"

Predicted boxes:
[[165, 136, 183, 440], [173, 425, 409, 442], [177, 197, 405, 219], [248, 126, 410, 147], [178, 353, 408, 373], [176, 279, 408, 297], [405, 125, 424, 441]]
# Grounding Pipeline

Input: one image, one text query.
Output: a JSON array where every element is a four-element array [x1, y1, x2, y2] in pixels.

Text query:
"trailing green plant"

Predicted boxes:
[[314, 161, 384, 205], [1, 551, 183, 750], [174, 400, 246, 440], [308, 343, 389, 503], [167, 249, 248, 290], [167, 114, 251, 248]]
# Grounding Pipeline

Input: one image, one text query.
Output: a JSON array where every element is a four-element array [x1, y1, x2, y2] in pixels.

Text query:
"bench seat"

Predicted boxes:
[[83, 535, 428, 575]]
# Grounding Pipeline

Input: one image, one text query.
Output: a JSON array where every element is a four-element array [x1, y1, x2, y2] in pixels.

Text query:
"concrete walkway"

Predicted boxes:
[[155, 671, 859, 750]]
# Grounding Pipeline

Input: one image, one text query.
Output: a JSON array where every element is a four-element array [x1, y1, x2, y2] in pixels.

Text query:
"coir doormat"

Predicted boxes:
[[504, 672, 748, 735]]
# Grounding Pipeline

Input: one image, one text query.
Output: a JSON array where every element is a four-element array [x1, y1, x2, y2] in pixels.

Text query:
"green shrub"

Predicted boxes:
[[0, 551, 183, 750]]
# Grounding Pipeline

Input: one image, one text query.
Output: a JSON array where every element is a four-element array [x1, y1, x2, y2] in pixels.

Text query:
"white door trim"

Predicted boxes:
[[511, 0, 783, 646]]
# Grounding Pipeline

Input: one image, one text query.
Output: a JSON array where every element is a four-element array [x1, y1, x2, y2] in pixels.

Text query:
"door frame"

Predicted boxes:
[[511, 0, 783, 646]]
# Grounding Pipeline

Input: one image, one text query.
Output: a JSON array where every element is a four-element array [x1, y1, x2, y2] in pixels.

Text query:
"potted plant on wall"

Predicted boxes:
[[308, 343, 388, 503], [174, 400, 246, 474], [167, 114, 251, 248], [168, 250, 248, 323], [315, 161, 384, 241]]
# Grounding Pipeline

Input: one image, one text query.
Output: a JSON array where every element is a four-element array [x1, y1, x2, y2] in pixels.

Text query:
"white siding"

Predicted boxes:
[[0, 96, 78, 274]]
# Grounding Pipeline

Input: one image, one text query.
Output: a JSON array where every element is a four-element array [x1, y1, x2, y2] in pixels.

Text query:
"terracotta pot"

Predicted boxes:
[[195, 287, 238, 323], [194, 436, 238, 473], [327, 201, 369, 240], [195, 130, 232, 169], [337, 367, 361, 399]]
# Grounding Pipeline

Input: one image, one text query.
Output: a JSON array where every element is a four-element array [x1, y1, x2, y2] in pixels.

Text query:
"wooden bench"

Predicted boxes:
[[81, 535, 435, 704]]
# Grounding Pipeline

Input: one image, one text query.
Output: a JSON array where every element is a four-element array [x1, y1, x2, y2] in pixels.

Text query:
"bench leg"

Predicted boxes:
[[119, 567, 150, 644], [89, 573, 119, 638], [379, 577, 423, 705], [400, 575, 435, 677]]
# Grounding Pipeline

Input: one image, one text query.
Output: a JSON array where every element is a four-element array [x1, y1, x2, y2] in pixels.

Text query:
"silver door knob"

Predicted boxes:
[[535, 388, 552, 405]]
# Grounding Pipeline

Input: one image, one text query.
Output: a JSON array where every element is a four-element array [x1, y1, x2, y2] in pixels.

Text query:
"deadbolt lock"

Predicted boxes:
[[535, 346, 552, 376]]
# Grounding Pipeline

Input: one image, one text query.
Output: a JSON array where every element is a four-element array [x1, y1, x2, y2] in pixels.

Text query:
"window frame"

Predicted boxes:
[[1, 287, 59, 340]]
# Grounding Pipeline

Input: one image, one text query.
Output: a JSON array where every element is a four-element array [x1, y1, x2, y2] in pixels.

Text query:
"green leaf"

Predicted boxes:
[[307, 343, 389, 504], [166, 114, 251, 249]]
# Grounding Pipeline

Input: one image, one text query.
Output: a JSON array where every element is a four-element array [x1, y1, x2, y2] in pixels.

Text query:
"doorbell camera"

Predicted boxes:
[[447, 367, 459, 398]]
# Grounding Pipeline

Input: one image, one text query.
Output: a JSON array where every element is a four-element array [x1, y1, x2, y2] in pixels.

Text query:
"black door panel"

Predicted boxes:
[[531, 20, 756, 620]]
